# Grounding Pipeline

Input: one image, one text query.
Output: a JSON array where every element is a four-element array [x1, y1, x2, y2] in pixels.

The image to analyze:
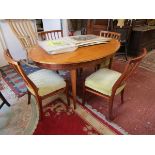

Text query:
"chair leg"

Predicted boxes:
[[77, 68, 83, 77], [108, 96, 114, 121], [95, 64, 100, 71], [82, 85, 86, 106], [36, 96, 43, 121], [65, 83, 70, 106], [27, 91, 31, 105], [124, 44, 128, 61], [79, 68, 83, 76], [121, 89, 125, 104], [108, 57, 113, 69]]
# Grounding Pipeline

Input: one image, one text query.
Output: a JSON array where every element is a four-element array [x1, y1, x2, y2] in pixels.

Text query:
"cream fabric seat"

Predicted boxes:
[[85, 68, 125, 96], [28, 69, 66, 96]]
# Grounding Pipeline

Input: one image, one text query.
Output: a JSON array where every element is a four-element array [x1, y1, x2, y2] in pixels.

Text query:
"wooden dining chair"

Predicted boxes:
[[96, 31, 121, 70], [100, 31, 121, 40], [38, 30, 63, 74], [8, 20, 38, 57], [38, 30, 63, 40], [83, 48, 147, 120], [4, 49, 70, 120], [7, 19, 39, 68]]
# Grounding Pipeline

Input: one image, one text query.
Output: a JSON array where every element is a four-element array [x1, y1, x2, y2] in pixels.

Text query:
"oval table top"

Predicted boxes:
[[28, 39, 120, 66], [28, 38, 120, 109]]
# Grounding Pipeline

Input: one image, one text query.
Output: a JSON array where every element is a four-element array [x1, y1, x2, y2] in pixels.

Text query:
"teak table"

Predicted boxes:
[[28, 39, 120, 109]]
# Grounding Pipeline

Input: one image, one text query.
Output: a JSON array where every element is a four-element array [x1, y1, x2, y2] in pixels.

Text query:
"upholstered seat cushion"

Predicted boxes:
[[28, 69, 66, 96], [85, 68, 125, 96]]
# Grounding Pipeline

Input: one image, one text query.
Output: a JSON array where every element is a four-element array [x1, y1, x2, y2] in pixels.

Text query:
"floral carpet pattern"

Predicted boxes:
[[0, 81, 125, 135], [34, 97, 114, 135]]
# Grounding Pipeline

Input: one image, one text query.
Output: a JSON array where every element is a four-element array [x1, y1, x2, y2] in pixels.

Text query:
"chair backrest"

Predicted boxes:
[[8, 19, 38, 52], [112, 48, 147, 94], [100, 31, 121, 40], [3, 49, 38, 95], [38, 30, 63, 40]]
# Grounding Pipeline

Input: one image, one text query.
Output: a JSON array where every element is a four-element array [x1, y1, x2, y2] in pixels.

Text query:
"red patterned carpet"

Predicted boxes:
[[34, 98, 123, 135], [76, 60, 155, 134], [34, 99, 100, 135]]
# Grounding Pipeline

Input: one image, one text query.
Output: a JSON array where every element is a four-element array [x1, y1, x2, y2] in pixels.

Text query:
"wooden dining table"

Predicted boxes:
[[28, 39, 120, 109]]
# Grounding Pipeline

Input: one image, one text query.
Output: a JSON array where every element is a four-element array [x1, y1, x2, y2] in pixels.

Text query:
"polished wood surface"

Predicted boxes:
[[129, 26, 155, 56], [70, 69, 77, 109], [83, 48, 147, 120], [29, 39, 120, 65], [86, 19, 111, 35], [28, 39, 120, 109]]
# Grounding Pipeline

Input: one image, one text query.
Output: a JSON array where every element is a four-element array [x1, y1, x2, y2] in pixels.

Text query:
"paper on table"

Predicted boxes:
[[47, 40, 65, 46], [70, 35, 112, 47], [38, 39, 78, 55], [38, 35, 111, 55]]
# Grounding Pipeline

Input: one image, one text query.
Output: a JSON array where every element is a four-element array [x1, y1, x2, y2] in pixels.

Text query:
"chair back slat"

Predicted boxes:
[[8, 20, 38, 53], [21, 20, 34, 46], [3, 50, 38, 95], [112, 48, 147, 93], [38, 30, 63, 41], [100, 31, 121, 40]]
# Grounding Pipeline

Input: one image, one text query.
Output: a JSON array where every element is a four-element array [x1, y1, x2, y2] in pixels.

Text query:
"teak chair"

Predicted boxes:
[[8, 19, 38, 57], [100, 31, 121, 40], [83, 48, 147, 120], [8, 19, 38, 68], [38, 30, 63, 40], [4, 49, 70, 120], [97, 31, 121, 69], [38, 30, 63, 74]]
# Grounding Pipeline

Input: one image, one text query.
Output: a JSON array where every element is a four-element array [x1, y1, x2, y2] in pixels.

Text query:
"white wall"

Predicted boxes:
[[0, 20, 27, 62], [43, 19, 69, 37], [0, 44, 8, 67], [62, 19, 69, 37], [42, 19, 62, 31], [0, 27, 8, 66]]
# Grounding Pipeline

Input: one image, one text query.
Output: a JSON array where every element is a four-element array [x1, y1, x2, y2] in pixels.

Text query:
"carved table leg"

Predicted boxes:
[[70, 69, 77, 109]]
